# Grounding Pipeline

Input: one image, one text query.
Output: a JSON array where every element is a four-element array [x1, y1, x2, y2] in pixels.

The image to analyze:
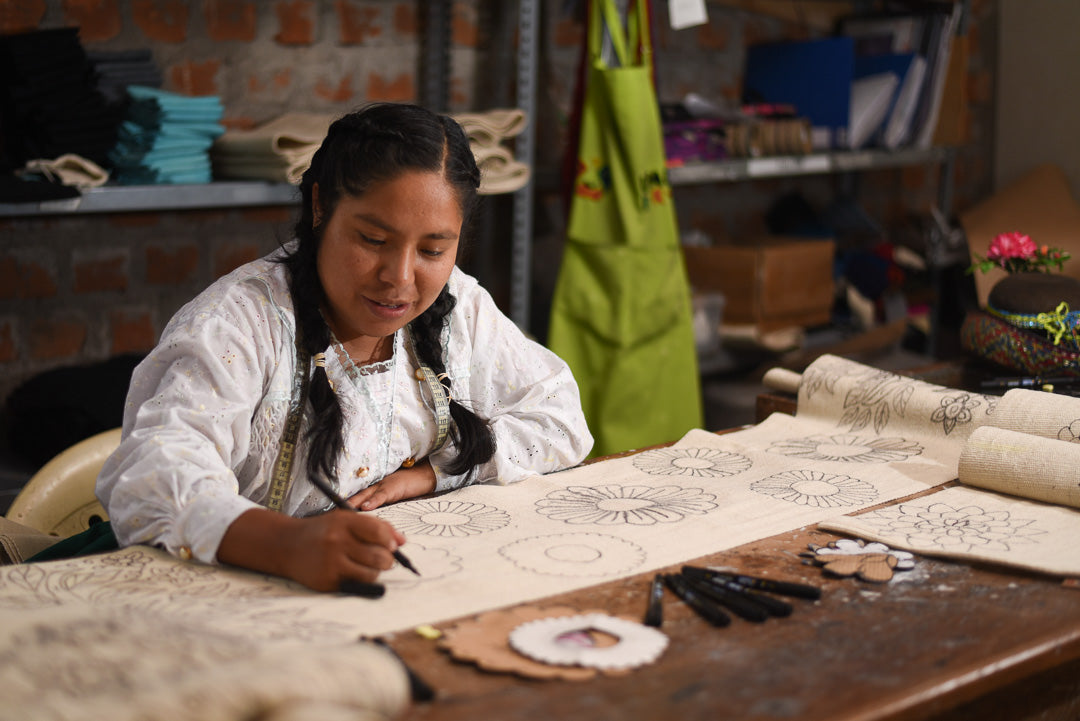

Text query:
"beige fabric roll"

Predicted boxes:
[[956, 387, 1080, 509], [989, 387, 1080, 439], [959, 426, 1080, 508], [762, 366, 801, 394]]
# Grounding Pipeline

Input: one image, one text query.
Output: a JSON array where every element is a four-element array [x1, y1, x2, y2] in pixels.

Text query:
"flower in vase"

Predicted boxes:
[[968, 231, 1070, 275]]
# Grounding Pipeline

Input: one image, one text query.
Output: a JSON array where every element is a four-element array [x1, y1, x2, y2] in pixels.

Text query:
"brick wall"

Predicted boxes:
[[0, 0, 998, 435]]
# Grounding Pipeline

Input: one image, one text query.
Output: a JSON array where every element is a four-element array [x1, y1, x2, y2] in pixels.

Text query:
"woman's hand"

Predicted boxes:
[[348, 459, 437, 511], [217, 507, 407, 592]]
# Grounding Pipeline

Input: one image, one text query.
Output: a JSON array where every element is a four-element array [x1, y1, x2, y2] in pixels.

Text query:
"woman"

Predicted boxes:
[[96, 103, 593, 592]]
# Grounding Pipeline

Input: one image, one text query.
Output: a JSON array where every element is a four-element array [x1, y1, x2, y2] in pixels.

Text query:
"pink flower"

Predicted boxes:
[[987, 231, 1037, 263]]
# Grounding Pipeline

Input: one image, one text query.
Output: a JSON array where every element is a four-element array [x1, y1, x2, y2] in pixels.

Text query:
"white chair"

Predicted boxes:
[[4, 428, 119, 538]]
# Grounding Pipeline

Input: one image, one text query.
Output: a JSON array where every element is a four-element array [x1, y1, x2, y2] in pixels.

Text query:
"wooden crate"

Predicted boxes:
[[682, 237, 836, 332]]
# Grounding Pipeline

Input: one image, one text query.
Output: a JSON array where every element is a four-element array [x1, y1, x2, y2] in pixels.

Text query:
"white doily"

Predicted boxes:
[[508, 613, 668, 671]]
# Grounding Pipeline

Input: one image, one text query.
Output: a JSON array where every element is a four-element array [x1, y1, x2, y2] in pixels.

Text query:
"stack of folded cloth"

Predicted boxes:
[[0, 27, 123, 172], [108, 86, 224, 184], [211, 112, 334, 184], [961, 273, 1080, 376], [87, 48, 163, 105], [451, 108, 531, 195]]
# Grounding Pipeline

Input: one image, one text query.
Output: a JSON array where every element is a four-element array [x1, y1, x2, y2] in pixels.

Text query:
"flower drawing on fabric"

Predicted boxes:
[[930, 393, 982, 435], [631, 447, 752, 478], [838, 371, 918, 434], [499, 533, 646, 577], [1057, 419, 1080, 443], [751, 470, 878, 508], [799, 363, 841, 401], [856, 502, 1047, 553], [376, 499, 510, 537], [768, 434, 923, 464], [535, 484, 717, 526]]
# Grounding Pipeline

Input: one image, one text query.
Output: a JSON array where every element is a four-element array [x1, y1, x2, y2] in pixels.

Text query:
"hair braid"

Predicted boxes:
[[409, 286, 496, 477], [283, 241, 343, 483]]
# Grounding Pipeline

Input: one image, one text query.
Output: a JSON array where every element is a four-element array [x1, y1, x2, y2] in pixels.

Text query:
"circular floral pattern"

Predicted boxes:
[[751, 470, 878, 508], [377, 499, 510, 537], [379, 545, 463, 589], [499, 533, 646, 577], [535, 484, 717, 525], [1057, 420, 1080, 443], [768, 434, 923, 463], [631, 447, 752, 478], [858, 502, 1046, 553]]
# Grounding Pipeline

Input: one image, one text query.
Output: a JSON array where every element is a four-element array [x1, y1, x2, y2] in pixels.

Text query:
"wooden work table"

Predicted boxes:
[[387, 511, 1079, 721], [387, 379, 1080, 721]]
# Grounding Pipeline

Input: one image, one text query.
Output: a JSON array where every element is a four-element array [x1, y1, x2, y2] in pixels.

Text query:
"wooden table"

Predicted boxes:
[[386, 378, 1080, 721]]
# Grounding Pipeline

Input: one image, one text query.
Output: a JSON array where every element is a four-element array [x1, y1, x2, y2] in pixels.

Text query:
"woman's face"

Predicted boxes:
[[315, 170, 462, 355]]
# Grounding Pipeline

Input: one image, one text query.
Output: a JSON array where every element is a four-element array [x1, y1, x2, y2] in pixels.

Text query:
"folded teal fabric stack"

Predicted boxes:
[[108, 86, 224, 184]]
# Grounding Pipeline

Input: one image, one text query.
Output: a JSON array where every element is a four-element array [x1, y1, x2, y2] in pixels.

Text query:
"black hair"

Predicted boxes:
[[278, 102, 495, 484]]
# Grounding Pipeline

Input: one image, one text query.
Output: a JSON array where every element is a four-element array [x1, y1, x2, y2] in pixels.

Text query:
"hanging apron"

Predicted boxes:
[[548, 0, 703, 457]]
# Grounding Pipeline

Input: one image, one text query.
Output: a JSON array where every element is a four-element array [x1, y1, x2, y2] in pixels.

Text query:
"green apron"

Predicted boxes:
[[549, 0, 703, 457]]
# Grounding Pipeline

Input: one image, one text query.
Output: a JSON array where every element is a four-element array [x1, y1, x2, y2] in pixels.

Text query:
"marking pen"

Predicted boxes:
[[309, 474, 420, 576], [644, 573, 664, 628], [683, 565, 820, 600], [681, 567, 793, 617], [681, 574, 770, 623], [662, 574, 731, 627], [980, 375, 1080, 390]]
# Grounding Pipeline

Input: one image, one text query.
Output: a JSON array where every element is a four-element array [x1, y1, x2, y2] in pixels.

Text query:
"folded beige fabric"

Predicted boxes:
[[212, 113, 335, 184], [452, 108, 528, 147], [0, 516, 58, 564], [20, 154, 109, 188], [472, 144, 531, 195], [212, 154, 312, 185]]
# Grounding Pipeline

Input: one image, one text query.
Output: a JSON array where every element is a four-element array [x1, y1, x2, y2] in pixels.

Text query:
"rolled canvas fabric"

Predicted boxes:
[[821, 381, 1080, 577], [957, 388, 1080, 509]]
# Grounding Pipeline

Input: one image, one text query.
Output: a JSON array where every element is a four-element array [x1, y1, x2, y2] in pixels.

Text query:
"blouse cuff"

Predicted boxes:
[[171, 491, 261, 565]]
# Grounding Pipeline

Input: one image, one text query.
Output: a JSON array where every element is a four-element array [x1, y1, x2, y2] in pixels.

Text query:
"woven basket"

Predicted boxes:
[[960, 310, 1080, 376]]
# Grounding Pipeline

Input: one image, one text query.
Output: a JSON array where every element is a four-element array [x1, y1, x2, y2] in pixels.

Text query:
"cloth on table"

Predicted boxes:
[[0, 547, 411, 721]]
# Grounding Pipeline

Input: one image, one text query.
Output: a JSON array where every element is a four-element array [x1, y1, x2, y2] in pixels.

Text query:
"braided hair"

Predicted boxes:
[[278, 103, 495, 483]]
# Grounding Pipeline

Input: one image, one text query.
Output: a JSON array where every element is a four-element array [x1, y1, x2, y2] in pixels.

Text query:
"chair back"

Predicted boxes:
[[5, 428, 120, 537]]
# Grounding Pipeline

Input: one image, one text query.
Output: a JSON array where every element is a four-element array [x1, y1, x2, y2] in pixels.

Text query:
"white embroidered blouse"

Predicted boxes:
[[96, 249, 593, 564]]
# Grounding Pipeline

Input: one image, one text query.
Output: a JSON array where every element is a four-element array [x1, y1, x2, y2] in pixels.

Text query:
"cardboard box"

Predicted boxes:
[[682, 237, 836, 332]]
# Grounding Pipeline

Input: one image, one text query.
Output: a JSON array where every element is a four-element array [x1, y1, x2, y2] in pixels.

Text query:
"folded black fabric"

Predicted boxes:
[[0, 28, 122, 170], [0, 173, 80, 203]]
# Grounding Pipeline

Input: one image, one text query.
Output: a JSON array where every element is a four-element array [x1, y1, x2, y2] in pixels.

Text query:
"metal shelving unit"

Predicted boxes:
[[0, 181, 299, 217], [668, 146, 951, 186]]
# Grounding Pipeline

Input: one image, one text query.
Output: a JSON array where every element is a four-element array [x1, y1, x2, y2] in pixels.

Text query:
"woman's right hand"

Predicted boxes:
[[217, 507, 407, 592]]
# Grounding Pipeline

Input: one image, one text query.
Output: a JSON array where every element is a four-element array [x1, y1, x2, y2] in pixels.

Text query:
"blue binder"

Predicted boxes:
[[743, 36, 854, 149]]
